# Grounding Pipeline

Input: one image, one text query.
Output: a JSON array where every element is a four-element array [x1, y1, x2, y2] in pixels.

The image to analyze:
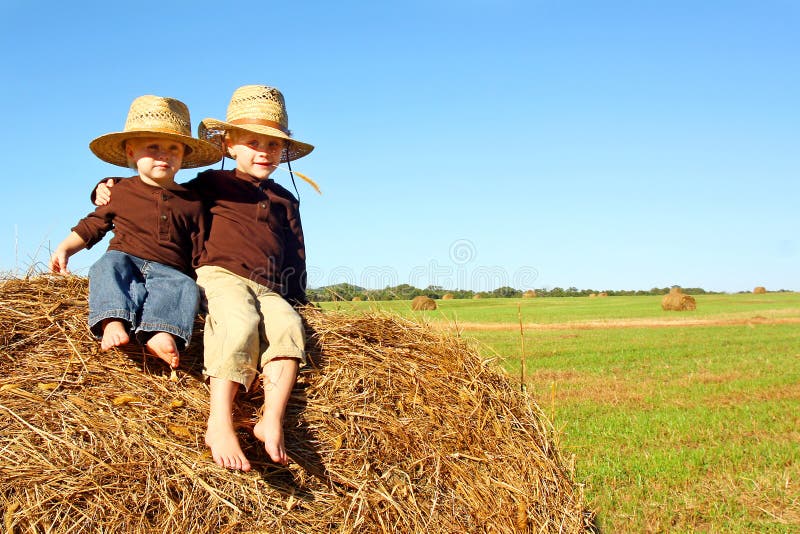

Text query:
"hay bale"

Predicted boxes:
[[522, 290, 536, 299], [441, 293, 454, 300], [597, 292, 608, 298], [1, 276, 594, 533], [753, 286, 767, 294], [588, 294, 597, 299], [410, 295, 437, 311], [472, 294, 482, 300], [661, 287, 696, 311], [351, 296, 363, 302]]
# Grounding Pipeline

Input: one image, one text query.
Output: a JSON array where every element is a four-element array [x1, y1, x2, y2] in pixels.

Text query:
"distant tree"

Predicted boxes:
[[424, 285, 444, 299], [491, 286, 521, 298]]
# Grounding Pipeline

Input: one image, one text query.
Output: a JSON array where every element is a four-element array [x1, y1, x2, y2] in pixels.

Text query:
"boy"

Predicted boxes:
[[96, 86, 314, 471], [52, 95, 222, 368]]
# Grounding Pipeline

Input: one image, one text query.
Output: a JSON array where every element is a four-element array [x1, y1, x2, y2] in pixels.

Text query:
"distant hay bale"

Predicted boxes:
[[597, 292, 608, 298], [753, 286, 767, 294], [472, 294, 482, 300], [588, 294, 597, 299], [410, 295, 437, 311], [661, 287, 696, 311], [351, 296, 363, 301], [1, 276, 595, 532], [441, 293, 454, 300], [522, 290, 536, 299]]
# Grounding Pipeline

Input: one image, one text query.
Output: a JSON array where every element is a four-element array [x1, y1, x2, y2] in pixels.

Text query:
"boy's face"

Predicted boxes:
[[227, 131, 286, 181], [125, 137, 185, 184]]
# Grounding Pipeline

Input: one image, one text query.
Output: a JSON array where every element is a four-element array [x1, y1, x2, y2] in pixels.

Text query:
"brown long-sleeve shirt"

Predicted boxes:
[[188, 170, 307, 304], [74, 175, 206, 276]]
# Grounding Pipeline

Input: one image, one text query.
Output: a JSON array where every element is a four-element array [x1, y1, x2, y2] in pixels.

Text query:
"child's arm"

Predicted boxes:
[[49, 231, 88, 274], [283, 210, 308, 306], [191, 202, 209, 271]]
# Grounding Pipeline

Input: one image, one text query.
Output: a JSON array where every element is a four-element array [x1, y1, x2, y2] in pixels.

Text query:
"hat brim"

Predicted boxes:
[[89, 130, 223, 169], [199, 118, 314, 162]]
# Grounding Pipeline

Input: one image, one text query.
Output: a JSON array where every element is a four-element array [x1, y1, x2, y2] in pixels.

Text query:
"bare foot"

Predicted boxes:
[[100, 320, 129, 351], [145, 332, 180, 368], [254, 414, 288, 465], [205, 417, 251, 472]]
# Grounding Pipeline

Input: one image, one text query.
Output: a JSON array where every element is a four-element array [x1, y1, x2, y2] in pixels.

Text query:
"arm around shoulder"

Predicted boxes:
[[92, 177, 122, 206]]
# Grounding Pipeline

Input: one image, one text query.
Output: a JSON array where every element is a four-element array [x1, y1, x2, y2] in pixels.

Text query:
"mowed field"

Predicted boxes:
[[319, 293, 800, 533]]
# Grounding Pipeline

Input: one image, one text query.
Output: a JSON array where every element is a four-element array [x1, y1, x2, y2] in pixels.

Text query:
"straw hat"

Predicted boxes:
[[89, 95, 223, 168], [198, 85, 314, 162]]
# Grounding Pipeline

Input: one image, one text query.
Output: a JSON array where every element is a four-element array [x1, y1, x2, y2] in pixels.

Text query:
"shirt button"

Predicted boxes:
[[161, 215, 167, 220], [260, 203, 266, 209]]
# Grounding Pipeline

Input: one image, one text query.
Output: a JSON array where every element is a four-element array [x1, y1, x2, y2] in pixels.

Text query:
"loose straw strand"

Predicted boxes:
[[277, 166, 322, 195]]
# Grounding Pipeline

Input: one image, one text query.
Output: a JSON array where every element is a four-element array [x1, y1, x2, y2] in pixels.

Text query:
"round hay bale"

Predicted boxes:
[[472, 294, 482, 300], [410, 295, 437, 311], [753, 286, 767, 294], [598, 292, 608, 298], [588, 293, 597, 298], [441, 293, 454, 300], [522, 290, 536, 299], [661, 287, 697, 311], [351, 296, 363, 302], [0, 276, 595, 533]]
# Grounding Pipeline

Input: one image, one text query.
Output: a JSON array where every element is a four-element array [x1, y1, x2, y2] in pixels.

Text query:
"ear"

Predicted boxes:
[[222, 132, 235, 159]]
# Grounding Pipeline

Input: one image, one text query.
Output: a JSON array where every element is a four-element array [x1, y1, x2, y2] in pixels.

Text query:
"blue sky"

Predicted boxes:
[[1, 0, 797, 292]]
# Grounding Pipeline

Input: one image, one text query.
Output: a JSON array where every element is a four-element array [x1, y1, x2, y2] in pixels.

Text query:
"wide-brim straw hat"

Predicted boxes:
[[198, 85, 314, 162], [89, 95, 223, 169]]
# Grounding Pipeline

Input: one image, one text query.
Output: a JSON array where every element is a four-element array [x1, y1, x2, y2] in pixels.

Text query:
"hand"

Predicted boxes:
[[95, 178, 115, 206], [49, 232, 86, 274], [49, 249, 69, 274]]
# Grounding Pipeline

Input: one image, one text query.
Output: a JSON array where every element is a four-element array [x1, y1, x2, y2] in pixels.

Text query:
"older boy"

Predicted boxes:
[[52, 95, 221, 367], [96, 86, 314, 471]]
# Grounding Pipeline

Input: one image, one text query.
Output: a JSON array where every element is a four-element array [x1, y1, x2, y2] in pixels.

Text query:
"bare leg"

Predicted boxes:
[[253, 357, 298, 465], [100, 319, 129, 351], [145, 332, 180, 368], [205, 377, 251, 472]]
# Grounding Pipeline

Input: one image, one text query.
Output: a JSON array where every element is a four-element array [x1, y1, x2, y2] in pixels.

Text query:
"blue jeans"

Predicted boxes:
[[88, 251, 199, 349]]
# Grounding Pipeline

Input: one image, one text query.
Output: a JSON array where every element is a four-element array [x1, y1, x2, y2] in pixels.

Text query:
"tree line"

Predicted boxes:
[[306, 283, 719, 302]]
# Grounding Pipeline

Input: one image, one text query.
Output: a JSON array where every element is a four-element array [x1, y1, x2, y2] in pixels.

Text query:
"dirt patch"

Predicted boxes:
[[706, 382, 800, 408], [526, 371, 650, 407], [686, 371, 743, 385], [438, 316, 800, 332]]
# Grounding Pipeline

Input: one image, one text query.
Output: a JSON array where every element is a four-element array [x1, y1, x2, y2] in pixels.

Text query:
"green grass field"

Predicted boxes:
[[318, 293, 800, 532]]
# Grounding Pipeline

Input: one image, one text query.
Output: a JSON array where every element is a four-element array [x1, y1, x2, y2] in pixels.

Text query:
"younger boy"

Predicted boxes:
[[96, 86, 314, 471], [52, 95, 222, 368]]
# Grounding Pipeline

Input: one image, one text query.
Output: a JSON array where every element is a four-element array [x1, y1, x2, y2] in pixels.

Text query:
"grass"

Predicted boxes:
[[321, 292, 800, 325], [318, 294, 800, 532]]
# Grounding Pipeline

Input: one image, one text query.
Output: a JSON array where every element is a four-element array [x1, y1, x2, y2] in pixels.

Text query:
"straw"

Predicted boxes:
[[199, 85, 314, 163], [89, 95, 223, 169], [276, 166, 322, 194], [1, 275, 596, 533]]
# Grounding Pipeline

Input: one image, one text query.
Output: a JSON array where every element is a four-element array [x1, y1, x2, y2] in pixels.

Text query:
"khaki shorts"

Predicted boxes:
[[196, 265, 306, 390]]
